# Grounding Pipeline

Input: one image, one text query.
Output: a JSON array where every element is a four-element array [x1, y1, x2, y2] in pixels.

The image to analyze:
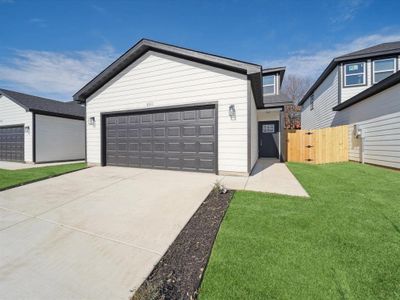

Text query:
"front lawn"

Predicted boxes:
[[200, 162, 400, 299], [0, 163, 87, 190]]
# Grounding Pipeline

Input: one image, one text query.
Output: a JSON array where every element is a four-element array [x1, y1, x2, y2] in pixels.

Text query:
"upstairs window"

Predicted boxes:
[[344, 62, 366, 87], [373, 58, 396, 84], [263, 75, 276, 95]]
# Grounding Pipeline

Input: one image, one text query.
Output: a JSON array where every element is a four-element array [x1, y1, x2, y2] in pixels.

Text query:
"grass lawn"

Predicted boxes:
[[0, 163, 87, 190], [200, 162, 400, 299]]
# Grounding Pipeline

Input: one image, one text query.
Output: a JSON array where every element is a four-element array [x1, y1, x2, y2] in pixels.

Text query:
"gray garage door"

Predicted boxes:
[[0, 125, 25, 162], [104, 105, 217, 173]]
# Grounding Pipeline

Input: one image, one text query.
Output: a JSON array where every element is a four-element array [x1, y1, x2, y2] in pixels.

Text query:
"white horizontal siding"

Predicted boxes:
[[250, 83, 258, 171], [86, 51, 249, 173], [337, 83, 400, 169], [301, 67, 339, 129], [0, 95, 33, 162], [35, 114, 85, 163]]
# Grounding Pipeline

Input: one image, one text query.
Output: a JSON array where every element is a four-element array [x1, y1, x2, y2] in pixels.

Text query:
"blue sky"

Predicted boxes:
[[0, 0, 399, 100]]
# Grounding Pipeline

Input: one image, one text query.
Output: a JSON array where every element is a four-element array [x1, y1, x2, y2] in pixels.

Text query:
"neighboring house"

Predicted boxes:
[[74, 39, 292, 175], [0, 89, 86, 163], [299, 42, 400, 169]]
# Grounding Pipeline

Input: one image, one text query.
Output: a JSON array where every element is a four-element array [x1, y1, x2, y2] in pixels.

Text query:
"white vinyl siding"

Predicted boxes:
[[0, 95, 33, 162], [332, 83, 400, 169], [301, 67, 339, 129], [249, 82, 258, 171], [35, 114, 85, 163], [86, 51, 250, 174]]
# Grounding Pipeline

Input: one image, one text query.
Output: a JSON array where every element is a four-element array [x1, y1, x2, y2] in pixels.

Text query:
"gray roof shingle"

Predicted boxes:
[[0, 89, 85, 118], [263, 94, 293, 107]]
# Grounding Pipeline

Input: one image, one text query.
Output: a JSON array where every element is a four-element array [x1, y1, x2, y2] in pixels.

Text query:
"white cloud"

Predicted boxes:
[[0, 46, 117, 100], [265, 32, 400, 80], [29, 18, 47, 27], [331, 0, 370, 24]]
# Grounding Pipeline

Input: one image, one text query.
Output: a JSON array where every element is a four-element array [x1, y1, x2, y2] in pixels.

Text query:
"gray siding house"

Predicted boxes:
[[0, 89, 86, 163], [74, 39, 292, 175], [299, 42, 400, 169]]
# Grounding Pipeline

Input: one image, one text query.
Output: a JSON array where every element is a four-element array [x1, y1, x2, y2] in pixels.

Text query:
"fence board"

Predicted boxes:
[[286, 125, 348, 164]]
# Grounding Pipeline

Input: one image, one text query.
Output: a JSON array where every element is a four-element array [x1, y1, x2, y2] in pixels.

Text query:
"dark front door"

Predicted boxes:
[[104, 105, 217, 173], [0, 125, 25, 162], [258, 121, 279, 158]]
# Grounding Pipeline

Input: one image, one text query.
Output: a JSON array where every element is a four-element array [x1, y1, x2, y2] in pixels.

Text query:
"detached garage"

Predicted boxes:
[[0, 89, 85, 164], [74, 39, 289, 175]]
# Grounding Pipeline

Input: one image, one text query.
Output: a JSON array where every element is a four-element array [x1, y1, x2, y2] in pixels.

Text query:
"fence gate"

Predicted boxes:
[[286, 125, 348, 164]]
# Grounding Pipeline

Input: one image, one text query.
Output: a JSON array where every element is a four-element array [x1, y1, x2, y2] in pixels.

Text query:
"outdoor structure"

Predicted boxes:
[[0, 89, 85, 163], [299, 42, 400, 169], [74, 39, 292, 175]]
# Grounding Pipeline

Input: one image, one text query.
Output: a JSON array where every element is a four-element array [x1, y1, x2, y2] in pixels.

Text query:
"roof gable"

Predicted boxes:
[[73, 39, 264, 108], [0, 89, 85, 118]]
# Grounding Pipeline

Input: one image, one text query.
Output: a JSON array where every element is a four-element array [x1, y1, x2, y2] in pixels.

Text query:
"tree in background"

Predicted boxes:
[[281, 74, 313, 129]]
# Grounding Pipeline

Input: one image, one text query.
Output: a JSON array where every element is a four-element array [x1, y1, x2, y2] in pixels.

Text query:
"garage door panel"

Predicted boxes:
[[0, 125, 24, 162], [105, 105, 216, 173]]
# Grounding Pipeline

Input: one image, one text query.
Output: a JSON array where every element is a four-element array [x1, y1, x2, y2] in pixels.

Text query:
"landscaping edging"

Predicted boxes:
[[132, 188, 234, 300]]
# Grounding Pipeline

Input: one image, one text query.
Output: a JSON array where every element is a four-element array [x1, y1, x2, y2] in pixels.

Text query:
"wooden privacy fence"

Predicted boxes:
[[285, 125, 349, 164]]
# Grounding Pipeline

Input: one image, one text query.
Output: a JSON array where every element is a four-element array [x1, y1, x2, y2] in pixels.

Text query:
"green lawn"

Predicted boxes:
[[0, 163, 87, 190], [200, 162, 400, 299]]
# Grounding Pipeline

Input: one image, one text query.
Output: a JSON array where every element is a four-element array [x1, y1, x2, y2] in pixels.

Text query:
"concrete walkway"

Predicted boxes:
[[0, 167, 216, 300], [219, 159, 309, 197], [0, 160, 85, 170]]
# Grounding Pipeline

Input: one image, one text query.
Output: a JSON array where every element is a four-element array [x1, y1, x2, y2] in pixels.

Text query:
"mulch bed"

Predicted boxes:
[[132, 187, 234, 300]]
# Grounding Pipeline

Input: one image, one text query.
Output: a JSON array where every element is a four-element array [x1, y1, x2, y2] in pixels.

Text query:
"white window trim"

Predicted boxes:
[[372, 58, 397, 84], [343, 62, 366, 87], [263, 75, 276, 95]]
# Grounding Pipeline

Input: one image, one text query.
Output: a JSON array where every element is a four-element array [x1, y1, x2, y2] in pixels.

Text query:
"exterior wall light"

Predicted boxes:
[[89, 117, 96, 125], [24, 125, 30, 133], [229, 104, 236, 120]]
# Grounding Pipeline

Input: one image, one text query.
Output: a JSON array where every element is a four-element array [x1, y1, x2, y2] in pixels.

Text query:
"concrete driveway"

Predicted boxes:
[[0, 167, 217, 300]]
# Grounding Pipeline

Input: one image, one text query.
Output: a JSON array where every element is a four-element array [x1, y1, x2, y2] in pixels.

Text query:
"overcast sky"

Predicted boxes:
[[0, 0, 399, 100]]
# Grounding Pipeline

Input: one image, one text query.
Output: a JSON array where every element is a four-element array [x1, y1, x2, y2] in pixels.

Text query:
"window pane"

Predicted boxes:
[[263, 85, 275, 94], [374, 59, 395, 71], [346, 74, 364, 86], [345, 63, 364, 75], [263, 75, 275, 85], [374, 71, 393, 83]]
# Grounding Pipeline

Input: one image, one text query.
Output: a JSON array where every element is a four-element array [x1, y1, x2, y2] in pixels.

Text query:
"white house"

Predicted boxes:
[[74, 39, 292, 175], [299, 42, 400, 169], [0, 89, 85, 163]]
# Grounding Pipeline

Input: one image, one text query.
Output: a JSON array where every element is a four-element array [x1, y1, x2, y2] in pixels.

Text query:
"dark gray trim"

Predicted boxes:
[[299, 44, 400, 105], [262, 67, 286, 85], [0, 123, 25, 129], [73, 38, 262, 103], [32, 113, 36, 163], [333, 70, 400, 111], [342, 60, 368, 89], [84, 105, 87, 164], [32, 110, 84, 120], [100, 102, 219, 174], [338, 63, 342, 105], [247, 80, 252, 174]]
